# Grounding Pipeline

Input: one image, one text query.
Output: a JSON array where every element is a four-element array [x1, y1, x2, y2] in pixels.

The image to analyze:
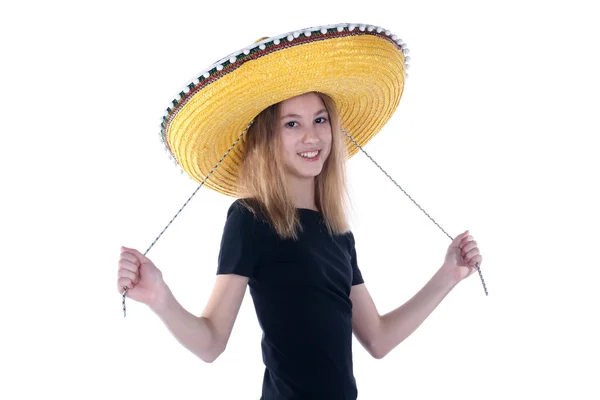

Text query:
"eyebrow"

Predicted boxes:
[[281, 108, 328, 119]]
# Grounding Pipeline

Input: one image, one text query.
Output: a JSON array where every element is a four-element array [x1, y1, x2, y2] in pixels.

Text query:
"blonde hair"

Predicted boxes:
[[237, 92, 350, 240]]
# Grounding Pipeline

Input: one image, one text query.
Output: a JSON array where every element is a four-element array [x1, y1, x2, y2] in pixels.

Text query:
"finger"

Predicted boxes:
[[117, 277, 134, 293], [463, 248, 480, 263], [120, 251, 141, 266], [459, 236, 474, 249], [118, 268, 139, 284], [466, 253, 482, 267], [118, 258, 139, 273], [461, 240, 478, 253], [121, 246, 150, 263], [452, 230, 470, 247]]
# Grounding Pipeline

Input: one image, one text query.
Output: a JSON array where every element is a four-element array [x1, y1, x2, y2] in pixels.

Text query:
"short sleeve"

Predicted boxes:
[[216, 200, 265, 277], [348, 232, 364, 286]]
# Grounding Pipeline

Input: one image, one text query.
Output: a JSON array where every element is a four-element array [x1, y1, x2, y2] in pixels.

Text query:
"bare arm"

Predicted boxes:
[[351, 231, 481, 359], [151, 274, 249, 363], [351, 268, 456, 359], [350, 283, 382, 358]]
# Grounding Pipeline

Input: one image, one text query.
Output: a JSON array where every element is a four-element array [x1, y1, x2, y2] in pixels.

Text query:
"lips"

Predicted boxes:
[[298, 150, 320, 158]]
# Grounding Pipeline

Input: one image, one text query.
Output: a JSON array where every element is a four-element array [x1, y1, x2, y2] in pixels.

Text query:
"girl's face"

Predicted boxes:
[[278, 92, 332, 182]]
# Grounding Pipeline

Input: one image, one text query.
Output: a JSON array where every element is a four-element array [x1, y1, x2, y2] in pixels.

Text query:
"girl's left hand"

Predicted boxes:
[[442, 230, 483, 284]]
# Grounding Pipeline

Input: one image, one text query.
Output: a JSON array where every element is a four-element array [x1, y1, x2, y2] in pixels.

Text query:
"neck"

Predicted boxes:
[[287, 176, 317, 210]]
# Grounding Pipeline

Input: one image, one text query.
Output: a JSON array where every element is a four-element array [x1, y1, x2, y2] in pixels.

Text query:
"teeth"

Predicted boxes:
[[299, 151, 319, 158]]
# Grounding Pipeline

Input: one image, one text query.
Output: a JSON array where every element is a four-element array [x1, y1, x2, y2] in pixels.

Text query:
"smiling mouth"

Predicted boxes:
[[298, 150, 320, 159]]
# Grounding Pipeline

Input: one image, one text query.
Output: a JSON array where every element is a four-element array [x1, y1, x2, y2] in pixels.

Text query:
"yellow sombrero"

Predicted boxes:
[[160, 23, 409, 197]]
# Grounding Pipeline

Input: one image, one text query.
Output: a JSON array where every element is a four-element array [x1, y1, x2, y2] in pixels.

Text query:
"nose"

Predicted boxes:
[[302, 126, 319, 144]]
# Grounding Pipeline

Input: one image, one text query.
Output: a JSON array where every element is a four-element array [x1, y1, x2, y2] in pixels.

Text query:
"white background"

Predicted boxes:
[[1, 0, 599, 399]]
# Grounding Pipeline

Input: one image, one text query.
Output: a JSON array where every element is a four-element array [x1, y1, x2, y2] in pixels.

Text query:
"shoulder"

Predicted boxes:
[[226, 198, 251, 218], [218, 200, 270, 276], [331, 227, 356, 254], [227, 198, 266, 221], [341, 229, 356, 246], [223, 198, 270, 233]]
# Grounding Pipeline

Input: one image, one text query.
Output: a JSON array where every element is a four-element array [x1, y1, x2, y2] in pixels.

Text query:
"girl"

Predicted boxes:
[[117, 24, 482, 400]]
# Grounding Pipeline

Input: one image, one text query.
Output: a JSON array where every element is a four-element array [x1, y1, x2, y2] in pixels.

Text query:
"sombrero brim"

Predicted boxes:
[[160, 23, 409, 197]]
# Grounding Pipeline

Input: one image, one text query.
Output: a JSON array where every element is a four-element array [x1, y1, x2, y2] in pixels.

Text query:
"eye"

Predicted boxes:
[[315, 117, 328, 124], [285, 121, 298, 128]]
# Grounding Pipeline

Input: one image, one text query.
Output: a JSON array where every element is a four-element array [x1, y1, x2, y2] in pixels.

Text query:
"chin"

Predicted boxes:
[[285, 155, 328, 180], [289, 166, 324, 180], [296, 172, 322, 180], [299, 165, 325, 178]]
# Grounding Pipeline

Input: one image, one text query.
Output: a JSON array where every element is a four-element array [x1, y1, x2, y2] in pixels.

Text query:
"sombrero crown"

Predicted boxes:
[[160, 23, 409, 197]]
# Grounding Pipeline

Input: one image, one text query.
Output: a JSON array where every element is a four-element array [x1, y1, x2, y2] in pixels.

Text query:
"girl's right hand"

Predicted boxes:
[[117, 246, 168, 309]]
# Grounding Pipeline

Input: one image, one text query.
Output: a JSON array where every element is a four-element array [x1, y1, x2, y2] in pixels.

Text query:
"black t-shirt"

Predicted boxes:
[[217, 199, 364, 400]]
